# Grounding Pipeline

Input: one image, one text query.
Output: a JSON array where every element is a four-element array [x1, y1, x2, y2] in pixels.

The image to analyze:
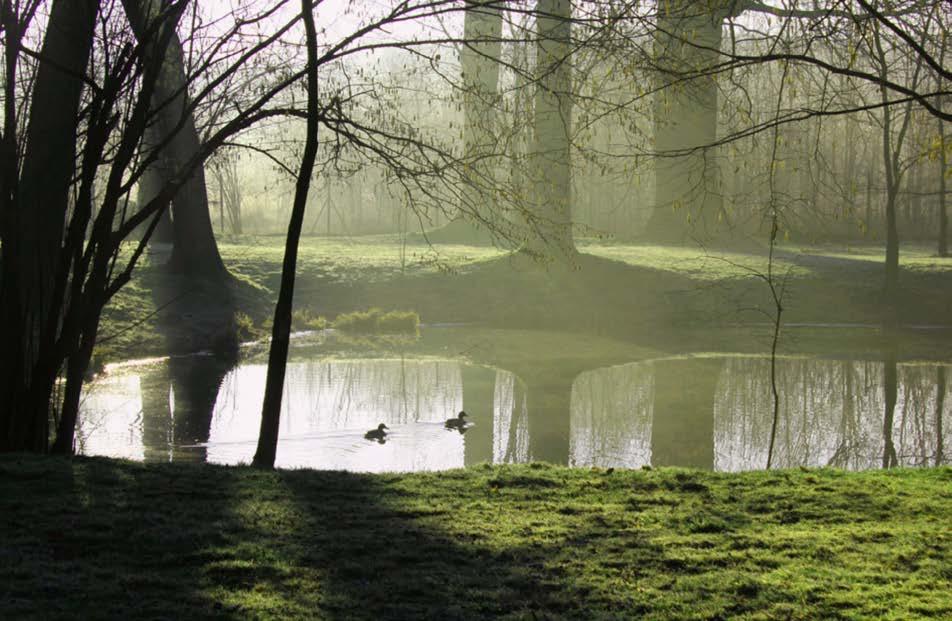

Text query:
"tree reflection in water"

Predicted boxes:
[[76, 351, 951, 471]]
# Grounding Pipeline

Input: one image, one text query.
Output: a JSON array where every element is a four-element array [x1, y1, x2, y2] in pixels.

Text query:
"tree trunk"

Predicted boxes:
[[252, 0, 319, 469], [442, 1, 503, 243], [136, 122, 175, 245], [50, 316, 99, 454], [122, 0, 226, 278], [0, 0, 98, 452], [647, 1, 730, 242], [528, 0, 574, 259], [939, 112, 947, 256], [874, 22, 919, 328]]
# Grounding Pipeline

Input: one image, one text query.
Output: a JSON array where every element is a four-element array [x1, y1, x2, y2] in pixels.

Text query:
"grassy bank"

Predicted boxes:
[[2, 456, 950, 619], [96, 236, 952, 364]]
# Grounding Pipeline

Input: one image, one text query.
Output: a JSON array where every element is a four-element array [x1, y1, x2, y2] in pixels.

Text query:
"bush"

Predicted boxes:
[[332, 308, 419, 334], [291, 308, 328, 332], [232, 311, 261, 342]]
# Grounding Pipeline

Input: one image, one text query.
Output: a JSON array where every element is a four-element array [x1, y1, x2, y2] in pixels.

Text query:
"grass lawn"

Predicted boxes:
[[1, 456, 950, 619]]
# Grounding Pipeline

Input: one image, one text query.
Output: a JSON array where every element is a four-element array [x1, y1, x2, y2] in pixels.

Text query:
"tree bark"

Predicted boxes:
[[647, 1, 731, 242], [528, 0, 575, 259], [136, 123, 175, 245], [0, 0, 98, 452], [252, 0, 319, 469], [443, 1, 503, 243], [121, 0, 226, 278], [938, 111, 947, 256]]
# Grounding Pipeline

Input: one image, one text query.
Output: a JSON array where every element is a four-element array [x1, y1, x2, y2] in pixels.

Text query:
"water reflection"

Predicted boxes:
[[569, 362, 653, 468], [76, 373, 144, 460], [713, 358, 950, 470], [77, 350, 951, 472], [493, 371, 530, 464], [205, 358, 464, 471]]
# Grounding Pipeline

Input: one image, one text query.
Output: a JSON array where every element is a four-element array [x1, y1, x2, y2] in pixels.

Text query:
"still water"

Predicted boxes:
[[76, 334, 950, 472]]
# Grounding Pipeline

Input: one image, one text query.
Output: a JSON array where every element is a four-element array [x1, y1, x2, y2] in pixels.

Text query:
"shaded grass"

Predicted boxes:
[[97, 237, 952, 364], [1, 456, 950, 619]]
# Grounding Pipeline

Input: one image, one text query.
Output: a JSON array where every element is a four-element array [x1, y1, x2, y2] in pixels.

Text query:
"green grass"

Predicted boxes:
[[95, 236, 952, 365], [217, 235, 504, 288], [1, 456, 949, 619]]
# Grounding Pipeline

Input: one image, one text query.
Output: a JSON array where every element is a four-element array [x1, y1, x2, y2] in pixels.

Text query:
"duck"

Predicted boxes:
[[364, 423, 389, 442], [444, 411, 468, 430]]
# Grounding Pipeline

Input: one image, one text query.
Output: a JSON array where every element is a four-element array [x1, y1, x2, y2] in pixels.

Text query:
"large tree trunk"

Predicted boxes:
[[0, 0, 98, 452], [136, 123, 175, 245], [433, 1, 503, 244], [647, 1, 733, 242], [253, 0, 319, 469], [122, 0, 226, 278], [528, 0, 574, 259]]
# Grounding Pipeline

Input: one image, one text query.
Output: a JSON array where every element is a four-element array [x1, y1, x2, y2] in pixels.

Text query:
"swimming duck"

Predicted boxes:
[[364, 423, 389, 442], [444, 411, 468, 430]]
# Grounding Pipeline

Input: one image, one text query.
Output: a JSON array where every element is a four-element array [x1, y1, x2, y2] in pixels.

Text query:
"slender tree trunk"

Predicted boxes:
[[528, 0, 574, 259], [0, 0, 98, 452], [50, 316, 99, 454], [939, 112, 948, 256], [879, 73, 900, 326], [874, 23, 920, 328], [252, 0, 319, 469]]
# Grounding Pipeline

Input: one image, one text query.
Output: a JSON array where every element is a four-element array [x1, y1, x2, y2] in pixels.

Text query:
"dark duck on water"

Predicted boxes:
[[444, 411, 468, 431], [364, 423, 389, 442]]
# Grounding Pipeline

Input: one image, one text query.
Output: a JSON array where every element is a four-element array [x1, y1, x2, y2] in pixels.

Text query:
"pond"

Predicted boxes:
[[75, 329, 950, 472]]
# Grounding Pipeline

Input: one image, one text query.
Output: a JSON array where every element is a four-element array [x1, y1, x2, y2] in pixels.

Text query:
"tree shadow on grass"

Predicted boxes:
[[0, 457, 656, 619], [0, 456, 255, 619], [211, 467, 626, 619]]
